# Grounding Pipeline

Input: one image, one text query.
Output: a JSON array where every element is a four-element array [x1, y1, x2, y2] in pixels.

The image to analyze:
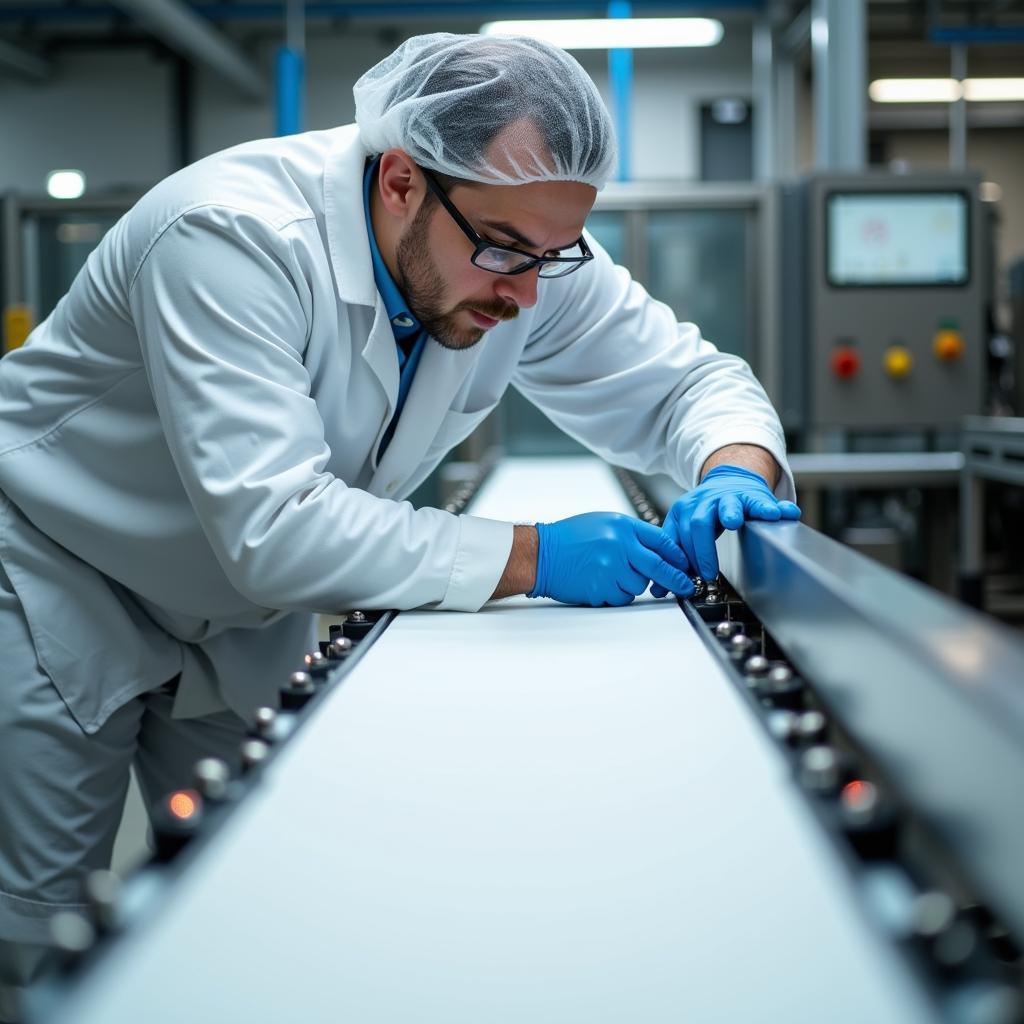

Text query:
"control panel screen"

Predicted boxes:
[[826, 191, 969, 287]]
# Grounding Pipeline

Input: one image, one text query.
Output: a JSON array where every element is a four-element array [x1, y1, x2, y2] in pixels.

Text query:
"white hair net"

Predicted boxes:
[[353, 32, 617, 189]]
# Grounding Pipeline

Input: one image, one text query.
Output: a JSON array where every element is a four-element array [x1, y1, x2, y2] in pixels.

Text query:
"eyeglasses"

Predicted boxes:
[[421, 168, 593, 279]]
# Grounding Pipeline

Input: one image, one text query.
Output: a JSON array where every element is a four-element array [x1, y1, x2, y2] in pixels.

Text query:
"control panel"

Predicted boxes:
[[783, 173, 987, 431]]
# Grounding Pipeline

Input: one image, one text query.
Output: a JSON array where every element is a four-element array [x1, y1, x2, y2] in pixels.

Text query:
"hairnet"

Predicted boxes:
[[353, 32, 616, 189]]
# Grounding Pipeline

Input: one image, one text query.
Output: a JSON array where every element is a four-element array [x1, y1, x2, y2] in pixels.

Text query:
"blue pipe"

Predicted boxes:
[[607, 0, 632, 183], [275, 45, 304, 135], [930, 26, 1024, 44]]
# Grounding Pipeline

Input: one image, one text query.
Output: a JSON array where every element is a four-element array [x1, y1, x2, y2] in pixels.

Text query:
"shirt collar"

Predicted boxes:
[[363, 157, 420, 339]]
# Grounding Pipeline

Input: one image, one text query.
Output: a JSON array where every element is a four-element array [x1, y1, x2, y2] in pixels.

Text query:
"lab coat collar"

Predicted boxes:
[[323, 125, 488, 483], [323, 125, 399, 418], [323, 123, 377, 309]]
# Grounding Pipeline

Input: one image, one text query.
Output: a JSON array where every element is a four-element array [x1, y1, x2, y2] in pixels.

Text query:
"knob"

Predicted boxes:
[[715, 621, 744, 640], [280, 671, 316, 710], [193, 757, 231, 801], [799, 745, 842, 795], [240, 739, 271, 775], [84, 870, 122, 932], [933, 323, 965, 362], [909, 892, 980, 975], [755, 665, 805, 710], [795, 709, 828, 745], [327, 637, 354, 660], [743, 655, 770, 676], [251, 705, 296, 745], [883, 344, 913, 379], [727, 634, 758, 661], [830, 345, 860, 379], [343, 610, 375, 641], [767, 709, 799, 744], [302, 651, 331, 680]]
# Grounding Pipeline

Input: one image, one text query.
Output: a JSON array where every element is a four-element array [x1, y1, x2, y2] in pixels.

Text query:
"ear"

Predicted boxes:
[[377, 149, 425, 221]]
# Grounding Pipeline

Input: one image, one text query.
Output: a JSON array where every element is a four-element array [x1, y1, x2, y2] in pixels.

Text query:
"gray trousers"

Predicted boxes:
[[0, 562, 248, 1023]]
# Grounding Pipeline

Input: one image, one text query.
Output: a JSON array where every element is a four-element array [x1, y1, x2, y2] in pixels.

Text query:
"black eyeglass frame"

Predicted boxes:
[[420, 168, 593, 278]]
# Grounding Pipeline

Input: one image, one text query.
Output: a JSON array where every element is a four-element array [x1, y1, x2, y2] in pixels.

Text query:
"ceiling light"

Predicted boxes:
[[869, 79, 962, 103], [480, 17, 724, 50], [869, 77, 1024, 103], [963, 78, 1024, 101], [46, 169, 86, 200]]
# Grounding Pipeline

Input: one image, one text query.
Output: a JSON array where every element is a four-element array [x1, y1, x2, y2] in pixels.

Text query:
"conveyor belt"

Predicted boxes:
[[38, 457, 936, 1024]]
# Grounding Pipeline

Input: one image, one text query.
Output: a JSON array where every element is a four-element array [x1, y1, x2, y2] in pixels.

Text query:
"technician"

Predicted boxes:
[[0, 32, 798, 1018]]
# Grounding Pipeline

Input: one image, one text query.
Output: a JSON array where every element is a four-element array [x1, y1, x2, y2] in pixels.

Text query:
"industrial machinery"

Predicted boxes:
[[24, 458, 1024, 1024], [780, 171, 988, 435]]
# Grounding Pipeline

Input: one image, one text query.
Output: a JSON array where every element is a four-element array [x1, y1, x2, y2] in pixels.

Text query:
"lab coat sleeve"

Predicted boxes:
[[514, 233, 795, 500], [128, 206, 511, 612]]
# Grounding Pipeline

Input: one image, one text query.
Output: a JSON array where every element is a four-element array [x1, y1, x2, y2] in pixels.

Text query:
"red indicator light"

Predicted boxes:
[[168, 790, 199, 821], [830, 347, 860, 380], [840, 780, 877, 812]]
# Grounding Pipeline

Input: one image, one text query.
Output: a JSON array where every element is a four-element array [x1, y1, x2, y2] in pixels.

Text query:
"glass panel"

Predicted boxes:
[[646, 209, 751, 361], [32, 212, 121, 321], [585, 210, 627, 265]]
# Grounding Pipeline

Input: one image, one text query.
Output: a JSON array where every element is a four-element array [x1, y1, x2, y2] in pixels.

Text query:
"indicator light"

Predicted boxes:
[[884, 345, 913, 379], [167, 790, 199, 821], [830, 346, 860, 379]]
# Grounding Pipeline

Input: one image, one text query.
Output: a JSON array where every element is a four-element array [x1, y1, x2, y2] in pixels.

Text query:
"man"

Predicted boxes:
[[0, 32, 798, 1018]]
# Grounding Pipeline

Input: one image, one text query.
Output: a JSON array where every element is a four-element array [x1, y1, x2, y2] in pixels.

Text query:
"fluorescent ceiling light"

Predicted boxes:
[[46, 169, 86, 199], [870, 77, 1024, 103], [963, 78, 1024, 101], [480, 17, 724, 50], [869, 79, 962, 103]]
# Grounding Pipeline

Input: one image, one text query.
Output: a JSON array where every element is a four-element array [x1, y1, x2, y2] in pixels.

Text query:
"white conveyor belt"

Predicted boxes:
[[57, 458, 935, 1023]]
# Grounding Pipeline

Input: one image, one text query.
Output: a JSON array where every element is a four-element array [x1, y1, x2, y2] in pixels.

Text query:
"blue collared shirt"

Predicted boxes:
[[363, 157, 427, 457]]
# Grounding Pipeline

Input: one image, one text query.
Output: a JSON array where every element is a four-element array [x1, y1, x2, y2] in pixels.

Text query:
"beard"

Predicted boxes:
[[395, 201, 519, 351]]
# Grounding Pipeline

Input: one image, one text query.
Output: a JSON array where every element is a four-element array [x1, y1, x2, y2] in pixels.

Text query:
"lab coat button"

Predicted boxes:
[[386, 480, 397, 492]]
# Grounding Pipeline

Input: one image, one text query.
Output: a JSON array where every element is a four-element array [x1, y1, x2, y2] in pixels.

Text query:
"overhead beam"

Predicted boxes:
[[0, 37, 50, 81], [111, 0, 267, 100]]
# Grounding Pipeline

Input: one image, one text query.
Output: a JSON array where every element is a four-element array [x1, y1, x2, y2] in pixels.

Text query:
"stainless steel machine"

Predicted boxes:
[[24, 458, 1024, 1024], [779, 172, 988, 434]]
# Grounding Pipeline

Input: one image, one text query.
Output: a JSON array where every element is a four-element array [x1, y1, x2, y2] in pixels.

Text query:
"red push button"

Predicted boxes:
[[831, 346, 860, 379]]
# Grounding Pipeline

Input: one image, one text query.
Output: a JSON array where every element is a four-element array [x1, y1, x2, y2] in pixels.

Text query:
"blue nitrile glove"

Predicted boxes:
[[651, 465, 801, 597], [528, 512, 694, 607]]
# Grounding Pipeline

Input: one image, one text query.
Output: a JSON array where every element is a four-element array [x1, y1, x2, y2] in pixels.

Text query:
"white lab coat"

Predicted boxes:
[[0, 124, 793, 727]]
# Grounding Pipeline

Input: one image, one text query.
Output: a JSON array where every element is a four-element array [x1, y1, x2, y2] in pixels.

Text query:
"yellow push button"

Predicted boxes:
[[884, 344, 913, 379], [933, 328, 965, 362]]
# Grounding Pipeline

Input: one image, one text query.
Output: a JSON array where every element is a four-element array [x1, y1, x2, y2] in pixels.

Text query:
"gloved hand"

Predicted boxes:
[[529, 512, 693, 607], [651, 465, 801, 597]]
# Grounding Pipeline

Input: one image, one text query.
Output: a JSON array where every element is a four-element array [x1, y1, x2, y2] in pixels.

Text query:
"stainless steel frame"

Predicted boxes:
[[719, 518, 1024, 944], [959, 415, 1024, 604]]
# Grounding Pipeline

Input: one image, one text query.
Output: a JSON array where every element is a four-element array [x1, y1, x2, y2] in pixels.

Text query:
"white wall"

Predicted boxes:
[[0, 47, 175, 194]]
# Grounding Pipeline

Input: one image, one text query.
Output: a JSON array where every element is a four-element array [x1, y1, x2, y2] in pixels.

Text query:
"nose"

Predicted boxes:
[[494, 267, 539, 311]]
